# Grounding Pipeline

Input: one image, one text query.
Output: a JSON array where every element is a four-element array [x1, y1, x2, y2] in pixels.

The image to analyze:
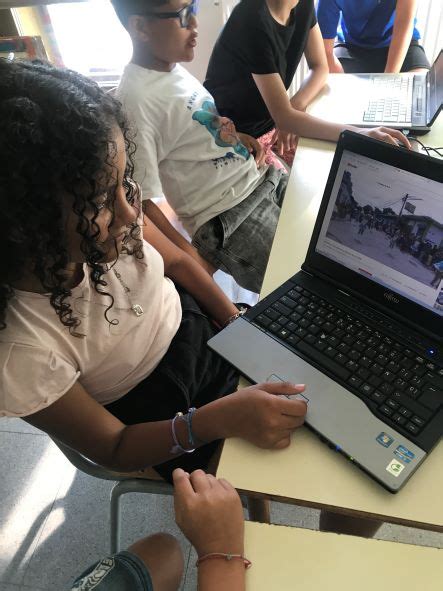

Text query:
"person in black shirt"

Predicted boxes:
[[205, 0, 410, 168]]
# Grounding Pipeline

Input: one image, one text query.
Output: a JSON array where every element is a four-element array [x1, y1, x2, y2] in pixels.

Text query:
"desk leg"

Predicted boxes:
[[319, 509, 382, 538], [246, 498, 271, 524]]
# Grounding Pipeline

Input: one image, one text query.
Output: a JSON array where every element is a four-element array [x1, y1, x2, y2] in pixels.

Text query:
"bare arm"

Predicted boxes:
[[385, 0, 417, 73], [24, 380, 307, 472], [323, 38, 344, 74], [142, 214, 237, 327], [252, 72, 411, 146], [317, 0, 343, 73], [290, 24, 329, 110], [174, 470, 246, 591], [142, 199, 215, 275]]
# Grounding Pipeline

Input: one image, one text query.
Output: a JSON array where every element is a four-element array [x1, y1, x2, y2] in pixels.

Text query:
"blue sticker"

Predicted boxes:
[[376, 432, 394, 448], [395, 445, 415, 460], [394, 450, 411, 463]]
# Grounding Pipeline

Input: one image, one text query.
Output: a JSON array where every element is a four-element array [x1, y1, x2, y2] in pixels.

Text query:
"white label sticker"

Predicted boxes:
[[386, 459, 405, 477]]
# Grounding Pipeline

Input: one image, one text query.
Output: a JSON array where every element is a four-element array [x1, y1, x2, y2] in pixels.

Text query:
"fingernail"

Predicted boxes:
[[293, 384, 305, 389]]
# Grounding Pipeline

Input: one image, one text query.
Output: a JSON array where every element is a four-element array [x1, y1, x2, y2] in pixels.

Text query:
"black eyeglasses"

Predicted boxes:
[[140, 0, 198, 28]]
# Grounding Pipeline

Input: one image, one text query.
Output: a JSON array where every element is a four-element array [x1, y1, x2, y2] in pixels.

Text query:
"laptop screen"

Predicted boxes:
[[315, 149, 443, 317], [428, 50, 443, 122]]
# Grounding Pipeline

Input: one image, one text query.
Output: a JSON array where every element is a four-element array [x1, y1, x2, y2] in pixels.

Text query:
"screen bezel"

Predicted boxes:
[[427, 49, 443, 126], [304, 131, 443, 343]]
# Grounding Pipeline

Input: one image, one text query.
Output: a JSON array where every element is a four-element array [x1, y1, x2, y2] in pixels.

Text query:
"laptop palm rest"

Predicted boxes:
[[209, 318, 426, 492]]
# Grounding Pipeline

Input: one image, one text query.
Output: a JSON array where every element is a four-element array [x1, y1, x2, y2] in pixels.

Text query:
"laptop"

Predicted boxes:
[[209, 131, 443, 493], [350, 49, 443, 135]]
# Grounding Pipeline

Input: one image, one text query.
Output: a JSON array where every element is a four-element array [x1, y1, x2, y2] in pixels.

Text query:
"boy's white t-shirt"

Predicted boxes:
[[117, 63, 266, 237], [0, 241, 182, 417]]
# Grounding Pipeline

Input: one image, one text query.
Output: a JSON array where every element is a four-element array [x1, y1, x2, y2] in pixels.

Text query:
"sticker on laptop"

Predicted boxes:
[[376, 432, 394, 448], [386, 459, 405, 477], [395, 445, 415, 460], [394, 445, 415, 464]]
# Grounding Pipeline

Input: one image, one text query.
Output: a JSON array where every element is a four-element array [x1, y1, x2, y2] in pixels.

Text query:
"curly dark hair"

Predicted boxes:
[[0, 59, 143, 335]]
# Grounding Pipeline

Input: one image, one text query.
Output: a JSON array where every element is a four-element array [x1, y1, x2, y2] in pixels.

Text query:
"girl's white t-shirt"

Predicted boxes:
[[0, 241, 181, 417]]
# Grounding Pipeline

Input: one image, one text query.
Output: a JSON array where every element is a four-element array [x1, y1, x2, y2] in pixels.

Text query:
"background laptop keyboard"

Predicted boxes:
[[251, 283, 442, 439], [363, 76, 413, 123]]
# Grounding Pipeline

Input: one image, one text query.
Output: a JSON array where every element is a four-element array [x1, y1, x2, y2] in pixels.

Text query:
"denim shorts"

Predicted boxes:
[[70, 551, 152, 590], [192, 166, 288, 293]]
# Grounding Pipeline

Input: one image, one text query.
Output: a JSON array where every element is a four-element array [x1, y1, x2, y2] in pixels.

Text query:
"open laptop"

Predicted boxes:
[[350, 49, 443, 134], [209, 131, 443, 493]]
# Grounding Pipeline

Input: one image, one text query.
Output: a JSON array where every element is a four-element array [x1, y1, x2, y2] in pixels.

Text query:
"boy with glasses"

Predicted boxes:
[[111, 0, 288, 295]]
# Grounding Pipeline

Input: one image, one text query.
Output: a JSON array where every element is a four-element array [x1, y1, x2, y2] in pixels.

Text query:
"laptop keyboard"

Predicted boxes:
[[363, 76, 413, 123], [251, 284, 442, 438]]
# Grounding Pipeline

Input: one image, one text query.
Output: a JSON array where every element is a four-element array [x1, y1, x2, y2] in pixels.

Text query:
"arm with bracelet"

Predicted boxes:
[[173, 468, 248, 591]]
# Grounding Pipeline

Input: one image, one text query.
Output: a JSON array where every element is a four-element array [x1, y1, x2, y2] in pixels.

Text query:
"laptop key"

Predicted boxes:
[[372, 391, 386, 403], [399, 407, 412, 418], [379, 404, 394, 417], [348, 375, 362, 388], [411, 415, 426, 427], [287, 334, 300, 348], [264, 308, 280, 321], [379, 382, 394, 396], [406, 422, 420, 435], [305, 334, 317, 345], [254, 314, 272, 328], [269, 322, 282, 335], [296, 340, 350, 381], [273, 301, 291, 316], [393, 413, 407, 426], [360, 383, 374, 396], [277, 328, 290, 340]]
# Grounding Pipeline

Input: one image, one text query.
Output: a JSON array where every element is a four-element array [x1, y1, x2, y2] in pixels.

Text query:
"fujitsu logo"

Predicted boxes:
[[384, 292, 399, 304]]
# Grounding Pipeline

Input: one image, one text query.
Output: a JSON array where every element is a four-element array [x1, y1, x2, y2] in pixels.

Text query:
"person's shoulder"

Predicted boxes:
[[296, 0, 316, 20], [227, 0, 269, 31]]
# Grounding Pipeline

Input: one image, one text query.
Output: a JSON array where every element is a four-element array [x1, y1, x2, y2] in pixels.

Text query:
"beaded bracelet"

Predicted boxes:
[[223, 308, 246, 328], [170, 412, 196, 455], [196, 553, 252, 569]]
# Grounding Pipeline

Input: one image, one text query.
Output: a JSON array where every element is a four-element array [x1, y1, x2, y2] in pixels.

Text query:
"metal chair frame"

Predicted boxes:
[[51, 438, 173, 553]]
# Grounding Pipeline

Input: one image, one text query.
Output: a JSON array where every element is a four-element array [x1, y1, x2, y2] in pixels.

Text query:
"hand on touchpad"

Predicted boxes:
[[267, 373, 310, 403]]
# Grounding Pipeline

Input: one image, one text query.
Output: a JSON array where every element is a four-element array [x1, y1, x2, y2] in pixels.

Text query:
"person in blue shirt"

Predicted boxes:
[[317, 0, 430, 74]]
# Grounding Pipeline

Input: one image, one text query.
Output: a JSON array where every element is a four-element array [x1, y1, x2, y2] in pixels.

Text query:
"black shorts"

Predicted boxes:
[[105, 287, 239, 483], [334, 40, 430, 74]]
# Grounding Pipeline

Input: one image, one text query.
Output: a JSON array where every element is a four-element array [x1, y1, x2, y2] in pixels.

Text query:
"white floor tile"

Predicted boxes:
[[271, 501, 320, 530], [0, 418, 44, 436], [22, 470, 190, 590], [376, 522, 443, 548], [0, 583, 21, 591], [182, 547, 198, 591], [0, 434, 72, 585]]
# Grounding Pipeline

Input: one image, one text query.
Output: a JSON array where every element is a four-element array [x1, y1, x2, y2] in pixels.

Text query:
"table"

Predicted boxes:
[[217, 77, 443, 533], [244, 521, 443, 590]]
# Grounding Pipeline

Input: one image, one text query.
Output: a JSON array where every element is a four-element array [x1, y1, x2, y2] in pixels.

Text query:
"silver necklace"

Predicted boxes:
[[112, 268, 144, 317]]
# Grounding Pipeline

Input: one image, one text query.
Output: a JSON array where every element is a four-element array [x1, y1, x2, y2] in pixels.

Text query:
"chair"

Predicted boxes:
[[51, 438, 173, 554]]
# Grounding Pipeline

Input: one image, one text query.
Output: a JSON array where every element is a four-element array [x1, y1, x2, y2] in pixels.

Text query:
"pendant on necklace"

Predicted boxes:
[[131, 304, 144, 317]]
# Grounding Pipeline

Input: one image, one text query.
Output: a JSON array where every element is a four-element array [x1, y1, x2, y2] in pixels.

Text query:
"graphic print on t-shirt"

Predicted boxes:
[[192, 100, 250, 160]]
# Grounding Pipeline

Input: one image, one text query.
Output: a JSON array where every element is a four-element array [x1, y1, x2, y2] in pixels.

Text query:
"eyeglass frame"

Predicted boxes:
[[137, 0, 198, 28]]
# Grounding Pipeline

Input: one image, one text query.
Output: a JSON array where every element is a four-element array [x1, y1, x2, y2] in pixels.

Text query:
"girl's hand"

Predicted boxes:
[[358, 127, 411, 149], [237, 132, 267, 167], [173, 469, 245, 557], [220, 381, 308, 449], [271, 128, 298, 155]]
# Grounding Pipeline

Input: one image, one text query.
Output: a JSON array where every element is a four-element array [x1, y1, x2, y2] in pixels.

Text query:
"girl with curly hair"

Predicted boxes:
[[0, 59, 307, 484]]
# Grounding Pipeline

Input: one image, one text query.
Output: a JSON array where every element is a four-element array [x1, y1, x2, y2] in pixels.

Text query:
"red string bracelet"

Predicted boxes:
[[196, 553, 252, 569]]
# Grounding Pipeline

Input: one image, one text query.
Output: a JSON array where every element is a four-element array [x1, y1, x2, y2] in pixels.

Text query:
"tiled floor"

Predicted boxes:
[[1, 275, 441, 590]]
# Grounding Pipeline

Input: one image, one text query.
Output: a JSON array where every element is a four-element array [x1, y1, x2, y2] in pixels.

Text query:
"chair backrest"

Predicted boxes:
[[51, 437, 128, 481]]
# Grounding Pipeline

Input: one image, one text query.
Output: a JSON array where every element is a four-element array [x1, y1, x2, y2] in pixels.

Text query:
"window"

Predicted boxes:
[[47, 0, 130, 84]]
